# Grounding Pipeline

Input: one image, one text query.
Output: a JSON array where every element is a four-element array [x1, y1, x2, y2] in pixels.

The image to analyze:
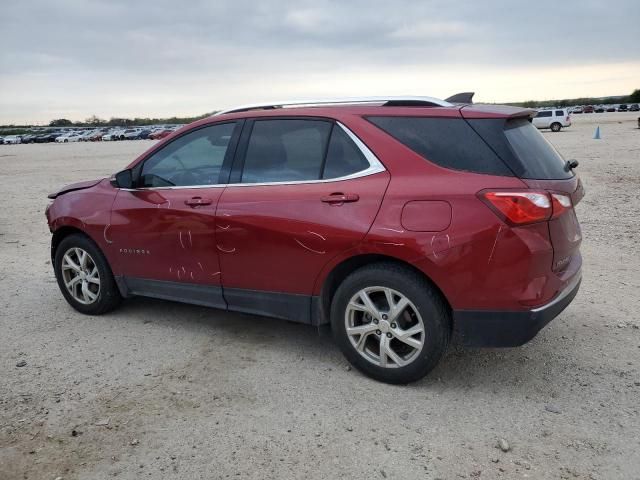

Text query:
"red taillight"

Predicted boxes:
[[480, 190, 573, 225], [550, 193, 572, 219], [480, 190, 552, 225]]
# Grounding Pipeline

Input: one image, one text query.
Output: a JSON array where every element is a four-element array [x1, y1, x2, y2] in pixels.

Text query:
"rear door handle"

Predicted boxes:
[[185, 196, 213, 207], [321, 193, 360, 204]]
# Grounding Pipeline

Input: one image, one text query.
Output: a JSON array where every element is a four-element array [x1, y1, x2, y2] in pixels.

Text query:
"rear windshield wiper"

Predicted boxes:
[[565, 159, 579, 171]]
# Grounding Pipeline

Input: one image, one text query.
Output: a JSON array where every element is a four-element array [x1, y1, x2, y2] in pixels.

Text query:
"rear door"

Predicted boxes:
[[216, 118, 390, 322]]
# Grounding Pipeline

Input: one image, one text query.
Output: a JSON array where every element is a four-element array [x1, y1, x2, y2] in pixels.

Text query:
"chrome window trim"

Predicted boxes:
[[118, 122, 386, 191]]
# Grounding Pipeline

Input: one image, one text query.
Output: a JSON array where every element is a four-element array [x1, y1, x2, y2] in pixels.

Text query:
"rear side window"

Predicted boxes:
[[241, 119, 332, 183], [240, 120, 371, 183], [535, 111, 552, 117], [322, 127, 369, 179], [367, 116, 513, 176]]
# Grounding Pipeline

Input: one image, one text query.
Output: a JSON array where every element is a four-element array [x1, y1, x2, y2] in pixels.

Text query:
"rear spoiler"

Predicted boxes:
[[460, 104, 536, 120]]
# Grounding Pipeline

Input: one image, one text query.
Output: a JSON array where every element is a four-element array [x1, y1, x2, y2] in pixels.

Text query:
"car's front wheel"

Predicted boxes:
[[54, 233, 121, 315], [550, 122, 562, 132], [331, 263, 450, 384]]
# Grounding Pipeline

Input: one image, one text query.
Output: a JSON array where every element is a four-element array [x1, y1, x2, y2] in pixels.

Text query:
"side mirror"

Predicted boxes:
[[111, 169, 134, 189]]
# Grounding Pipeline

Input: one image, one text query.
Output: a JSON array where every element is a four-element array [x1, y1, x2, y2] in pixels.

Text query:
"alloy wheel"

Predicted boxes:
[[345, 286, 425, 368], [61, 247, 100, 305]]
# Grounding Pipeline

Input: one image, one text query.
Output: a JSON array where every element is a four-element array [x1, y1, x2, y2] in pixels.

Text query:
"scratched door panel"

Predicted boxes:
[[109, 188, 224, 284], [216, 172, 390, 295]]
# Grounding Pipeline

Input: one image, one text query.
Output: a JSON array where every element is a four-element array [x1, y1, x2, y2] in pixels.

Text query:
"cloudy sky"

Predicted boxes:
[[1, 0, 639, 124]]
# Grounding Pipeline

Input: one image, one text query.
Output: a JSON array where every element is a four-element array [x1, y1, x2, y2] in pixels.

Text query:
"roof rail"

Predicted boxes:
[[214, 96, 452, 116]]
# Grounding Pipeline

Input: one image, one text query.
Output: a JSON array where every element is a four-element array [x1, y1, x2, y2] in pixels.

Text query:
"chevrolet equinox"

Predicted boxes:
[[46, 94, 583, 383]]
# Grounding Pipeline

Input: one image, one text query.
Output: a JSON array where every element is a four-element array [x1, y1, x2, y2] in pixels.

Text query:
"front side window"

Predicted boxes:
[[140, 122, 236, 187], [240, 120, 371, 183], [535, 111, 552, 118]]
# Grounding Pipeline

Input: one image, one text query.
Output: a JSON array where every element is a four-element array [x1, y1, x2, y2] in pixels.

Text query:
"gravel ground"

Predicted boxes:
[[1, 112, 639, 480]]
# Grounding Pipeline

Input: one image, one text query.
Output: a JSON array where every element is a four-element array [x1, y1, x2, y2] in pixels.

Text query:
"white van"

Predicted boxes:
[[532, 109, 571, 132]]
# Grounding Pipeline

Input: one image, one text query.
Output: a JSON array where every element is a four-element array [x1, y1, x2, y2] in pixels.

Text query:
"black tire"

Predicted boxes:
[[54, 233, 121, 315], [331, 263, 450, 384], [550, 122, 562, 132]]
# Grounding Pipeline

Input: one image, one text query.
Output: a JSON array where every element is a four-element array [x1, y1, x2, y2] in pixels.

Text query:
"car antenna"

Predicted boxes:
[[445, 92, 475, 104]]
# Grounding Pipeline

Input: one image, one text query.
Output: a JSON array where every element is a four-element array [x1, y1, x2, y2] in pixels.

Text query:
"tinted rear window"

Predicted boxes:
[[503, 119, 572, 179], [367, 116, 513, 176], [467, 118, 572, 179], [536, 111, 552, 117], [555, 110, 564, 116]]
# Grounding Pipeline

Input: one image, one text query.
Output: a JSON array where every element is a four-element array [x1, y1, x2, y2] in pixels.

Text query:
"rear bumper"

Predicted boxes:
[[453, 273, 581, 347]]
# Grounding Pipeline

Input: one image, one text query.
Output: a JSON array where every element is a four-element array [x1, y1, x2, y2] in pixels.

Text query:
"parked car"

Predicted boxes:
[[583, 105, 594, 113], [46, 95, 583, 384], [149, 128, 173, 140], [20, 134, 37, 143], [630, 104, 640, 112], [78, 130, 100, 141], [618, 104, 628, 112], [89, 130, 106, 141], [102, 130, 121, 141], [122, 128, 142, 140], [606, 105, 616, 112], [35, 132, 63, 143], [594, 106, 605, 113], [56, 132, 83, 143], [3, 135, 22, 144], [135, 129, 152, 140], [532, 108, 571, 132], [0, 136, 4, 144], [571, 106, 583, 114]]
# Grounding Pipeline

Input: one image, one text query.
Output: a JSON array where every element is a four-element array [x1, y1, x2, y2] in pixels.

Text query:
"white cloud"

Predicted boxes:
[[1, 0, 638, 123]]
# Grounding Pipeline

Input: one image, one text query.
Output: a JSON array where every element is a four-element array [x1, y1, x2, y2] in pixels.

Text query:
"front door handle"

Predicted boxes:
[[185, 196, 213, 207], [321, 193, 360, 204]]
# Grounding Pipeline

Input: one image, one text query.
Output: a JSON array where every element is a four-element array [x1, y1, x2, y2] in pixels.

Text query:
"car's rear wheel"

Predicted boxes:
[[551, 122, 562, 132], [331, 263, 450, 384], [54, 234, 121, 315]]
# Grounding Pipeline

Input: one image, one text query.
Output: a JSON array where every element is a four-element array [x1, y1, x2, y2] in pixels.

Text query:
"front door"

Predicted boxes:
[[216, 118, 390, 321], [108, 121, 241, 307]]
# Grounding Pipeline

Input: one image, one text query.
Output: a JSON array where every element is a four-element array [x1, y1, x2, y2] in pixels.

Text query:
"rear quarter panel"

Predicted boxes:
[[313, 111, 561, 311]]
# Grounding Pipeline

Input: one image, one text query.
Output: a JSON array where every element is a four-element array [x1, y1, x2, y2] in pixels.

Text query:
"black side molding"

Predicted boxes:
[[224, 288, 313, 324], [118, 277, 227, 310], [114, 277, 317, 325]]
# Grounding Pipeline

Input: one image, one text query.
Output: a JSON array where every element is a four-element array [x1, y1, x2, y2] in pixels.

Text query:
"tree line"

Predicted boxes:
[[515, 89, 640, 109], [48, 112, 217, 128]]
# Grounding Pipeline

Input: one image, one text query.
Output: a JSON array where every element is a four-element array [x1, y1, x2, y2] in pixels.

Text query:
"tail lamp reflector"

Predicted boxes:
[[481, 190, 572, 225]]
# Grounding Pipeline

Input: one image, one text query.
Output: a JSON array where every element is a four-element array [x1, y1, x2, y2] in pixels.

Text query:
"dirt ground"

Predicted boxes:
[[1, 112, 639, 480]]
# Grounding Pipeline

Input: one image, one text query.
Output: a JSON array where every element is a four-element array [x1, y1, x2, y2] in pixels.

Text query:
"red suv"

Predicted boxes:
[[46, 96, 583, 383]]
